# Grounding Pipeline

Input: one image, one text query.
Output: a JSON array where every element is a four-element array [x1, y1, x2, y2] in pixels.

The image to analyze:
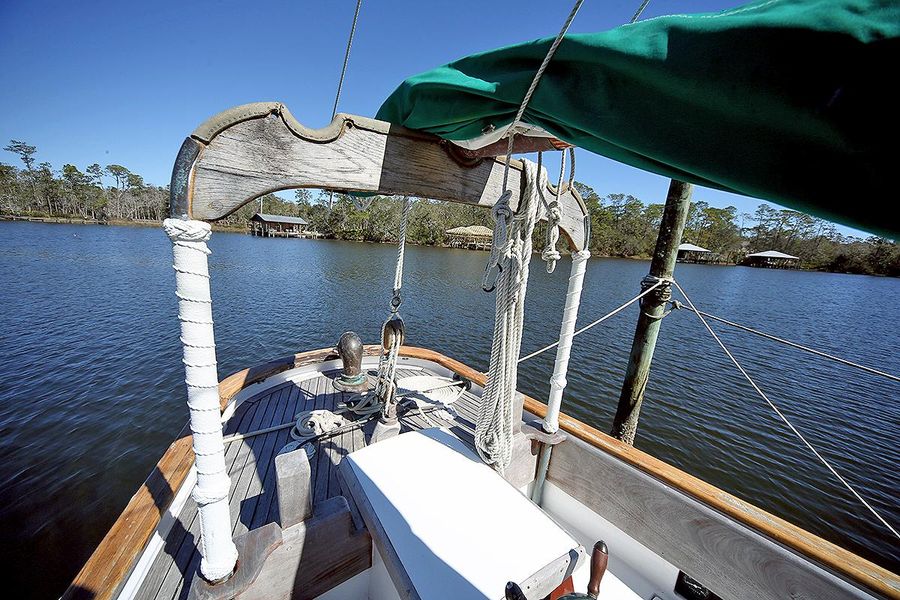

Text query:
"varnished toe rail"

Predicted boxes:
[[64, 347, 899, 599]]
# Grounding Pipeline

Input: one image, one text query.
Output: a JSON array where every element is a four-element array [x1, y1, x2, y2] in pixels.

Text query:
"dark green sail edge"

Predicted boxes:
[[377, 0, 899, 238]]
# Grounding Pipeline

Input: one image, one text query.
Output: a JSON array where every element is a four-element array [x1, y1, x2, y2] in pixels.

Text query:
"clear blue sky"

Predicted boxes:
[[0, 0, 869, 236]]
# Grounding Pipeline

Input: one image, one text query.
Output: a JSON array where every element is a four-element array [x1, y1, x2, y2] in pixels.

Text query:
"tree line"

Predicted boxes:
[[1, 140, 168, 222], [2, 140, 897, 276]]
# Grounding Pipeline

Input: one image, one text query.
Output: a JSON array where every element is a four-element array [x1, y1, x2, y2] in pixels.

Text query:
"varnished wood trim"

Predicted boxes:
[[65, 346, 898, 600], [395, 346, 900, 600], [63, 429, 194, 600]]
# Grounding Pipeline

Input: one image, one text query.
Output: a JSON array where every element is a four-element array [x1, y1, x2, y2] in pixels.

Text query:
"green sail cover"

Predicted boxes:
[[377, 0, 899, 237]]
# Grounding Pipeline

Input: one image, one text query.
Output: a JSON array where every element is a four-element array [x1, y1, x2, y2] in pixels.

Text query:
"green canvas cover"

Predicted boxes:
[[377, 0, 899, 237]]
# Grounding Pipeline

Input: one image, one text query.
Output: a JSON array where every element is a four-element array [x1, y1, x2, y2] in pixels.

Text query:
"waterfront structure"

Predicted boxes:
[[445, 224, 493, 250], [249, 213, 308, 237], [676, 242, 711, 263], [744, 250, 800, 269]]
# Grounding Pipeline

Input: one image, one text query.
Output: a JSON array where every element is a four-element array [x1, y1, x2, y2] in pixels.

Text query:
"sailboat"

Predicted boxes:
[[64, 1, 899, 598]]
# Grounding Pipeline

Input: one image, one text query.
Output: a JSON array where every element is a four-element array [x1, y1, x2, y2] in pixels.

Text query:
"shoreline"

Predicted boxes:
[[1, 215, 893, 277]]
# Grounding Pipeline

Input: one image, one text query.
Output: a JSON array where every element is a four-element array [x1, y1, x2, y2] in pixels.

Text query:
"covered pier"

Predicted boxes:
[[743, 250, 800, 269], [445, 225, 492, 250]]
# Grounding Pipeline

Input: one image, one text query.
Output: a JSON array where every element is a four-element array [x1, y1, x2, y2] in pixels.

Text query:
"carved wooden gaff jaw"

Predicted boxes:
[[169, 102, 590, 252]]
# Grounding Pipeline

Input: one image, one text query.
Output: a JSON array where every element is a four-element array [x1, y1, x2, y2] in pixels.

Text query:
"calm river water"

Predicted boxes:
[[0, 221, 898, 597]]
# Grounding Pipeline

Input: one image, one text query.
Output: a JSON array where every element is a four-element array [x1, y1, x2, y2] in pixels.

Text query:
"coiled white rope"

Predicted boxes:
[[672, 279, 900, 541], [476, 160, 543, 472], [541, 151, 566, 273]]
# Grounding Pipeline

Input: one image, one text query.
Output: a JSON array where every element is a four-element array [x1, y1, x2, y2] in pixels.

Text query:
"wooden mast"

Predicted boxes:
[[610, 179, 692, 444]]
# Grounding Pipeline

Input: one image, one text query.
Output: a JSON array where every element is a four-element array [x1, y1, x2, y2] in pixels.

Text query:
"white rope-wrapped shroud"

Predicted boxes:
[[544, 250, 590, 434], [163, 218, 238, 582], [475, 161, 543, 472]]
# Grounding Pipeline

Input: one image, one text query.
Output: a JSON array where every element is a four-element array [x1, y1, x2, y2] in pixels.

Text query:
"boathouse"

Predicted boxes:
[[250, 213, 308, 237], [677, 242, 711, 263], [446, 225, 493, 250], [743, 250, 800, 268]]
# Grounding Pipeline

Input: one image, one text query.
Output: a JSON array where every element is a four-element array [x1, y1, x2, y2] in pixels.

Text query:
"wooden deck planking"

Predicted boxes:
[[250, 382, 307, 531], [159, 388, 281, 600], [135, 366, 484, 600], [138, 388, 269, 599], [144, 387, 281, 598], [232, 385, 294, 537]]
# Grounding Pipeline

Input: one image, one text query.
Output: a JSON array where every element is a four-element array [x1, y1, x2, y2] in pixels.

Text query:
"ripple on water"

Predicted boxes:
[[0, 224, 897, 597]]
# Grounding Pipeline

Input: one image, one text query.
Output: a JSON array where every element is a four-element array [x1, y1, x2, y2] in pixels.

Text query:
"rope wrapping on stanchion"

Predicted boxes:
[[163, 218, 238, 583]]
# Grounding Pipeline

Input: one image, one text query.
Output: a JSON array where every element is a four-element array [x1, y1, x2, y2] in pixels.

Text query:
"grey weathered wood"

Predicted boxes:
[[186, 105, 588, 251], [252, 383, 305, 530], [187, 523, 283, 600], [548, 435, 875, 600], [275, 446, 313, 529], [519, 548, 585, 600], [228, 386, 285, 535], [234, 386, 294, 536], [139, 388, 278, 599], [236, 496, 372, 600]]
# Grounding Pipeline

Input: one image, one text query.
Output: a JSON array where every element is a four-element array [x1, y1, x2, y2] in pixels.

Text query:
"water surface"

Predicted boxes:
[[0, 221, 897, 597]]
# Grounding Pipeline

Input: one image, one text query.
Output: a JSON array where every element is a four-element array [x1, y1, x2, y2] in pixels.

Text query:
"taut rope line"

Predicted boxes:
[[331, 0, 363, 120], [327, 0, 363, 209], [672, 279, 900, 541], [518, 278, 667, 363], [670, 302, 900, 383], [497, 0, 585, 194]]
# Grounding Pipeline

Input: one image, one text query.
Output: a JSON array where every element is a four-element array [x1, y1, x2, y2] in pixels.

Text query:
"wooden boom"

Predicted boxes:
[[170, 102, 589, 251]]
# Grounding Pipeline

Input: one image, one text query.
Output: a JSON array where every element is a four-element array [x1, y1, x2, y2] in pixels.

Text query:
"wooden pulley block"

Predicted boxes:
[[381, 316, 405, 351]]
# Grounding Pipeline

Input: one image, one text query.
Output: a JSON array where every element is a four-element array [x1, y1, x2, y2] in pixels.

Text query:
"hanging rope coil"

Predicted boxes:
[[541, 151, 569, 273], [482, 190, 513, 292], [476, 160, 543, 472]]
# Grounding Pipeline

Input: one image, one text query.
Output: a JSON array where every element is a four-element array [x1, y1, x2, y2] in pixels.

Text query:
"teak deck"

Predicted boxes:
[[135, 365, 481, 600]]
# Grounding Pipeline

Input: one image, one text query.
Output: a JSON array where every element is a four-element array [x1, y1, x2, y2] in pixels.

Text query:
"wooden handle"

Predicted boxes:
[[505, 581, 528, 600], [587, 540, 609, 598]]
